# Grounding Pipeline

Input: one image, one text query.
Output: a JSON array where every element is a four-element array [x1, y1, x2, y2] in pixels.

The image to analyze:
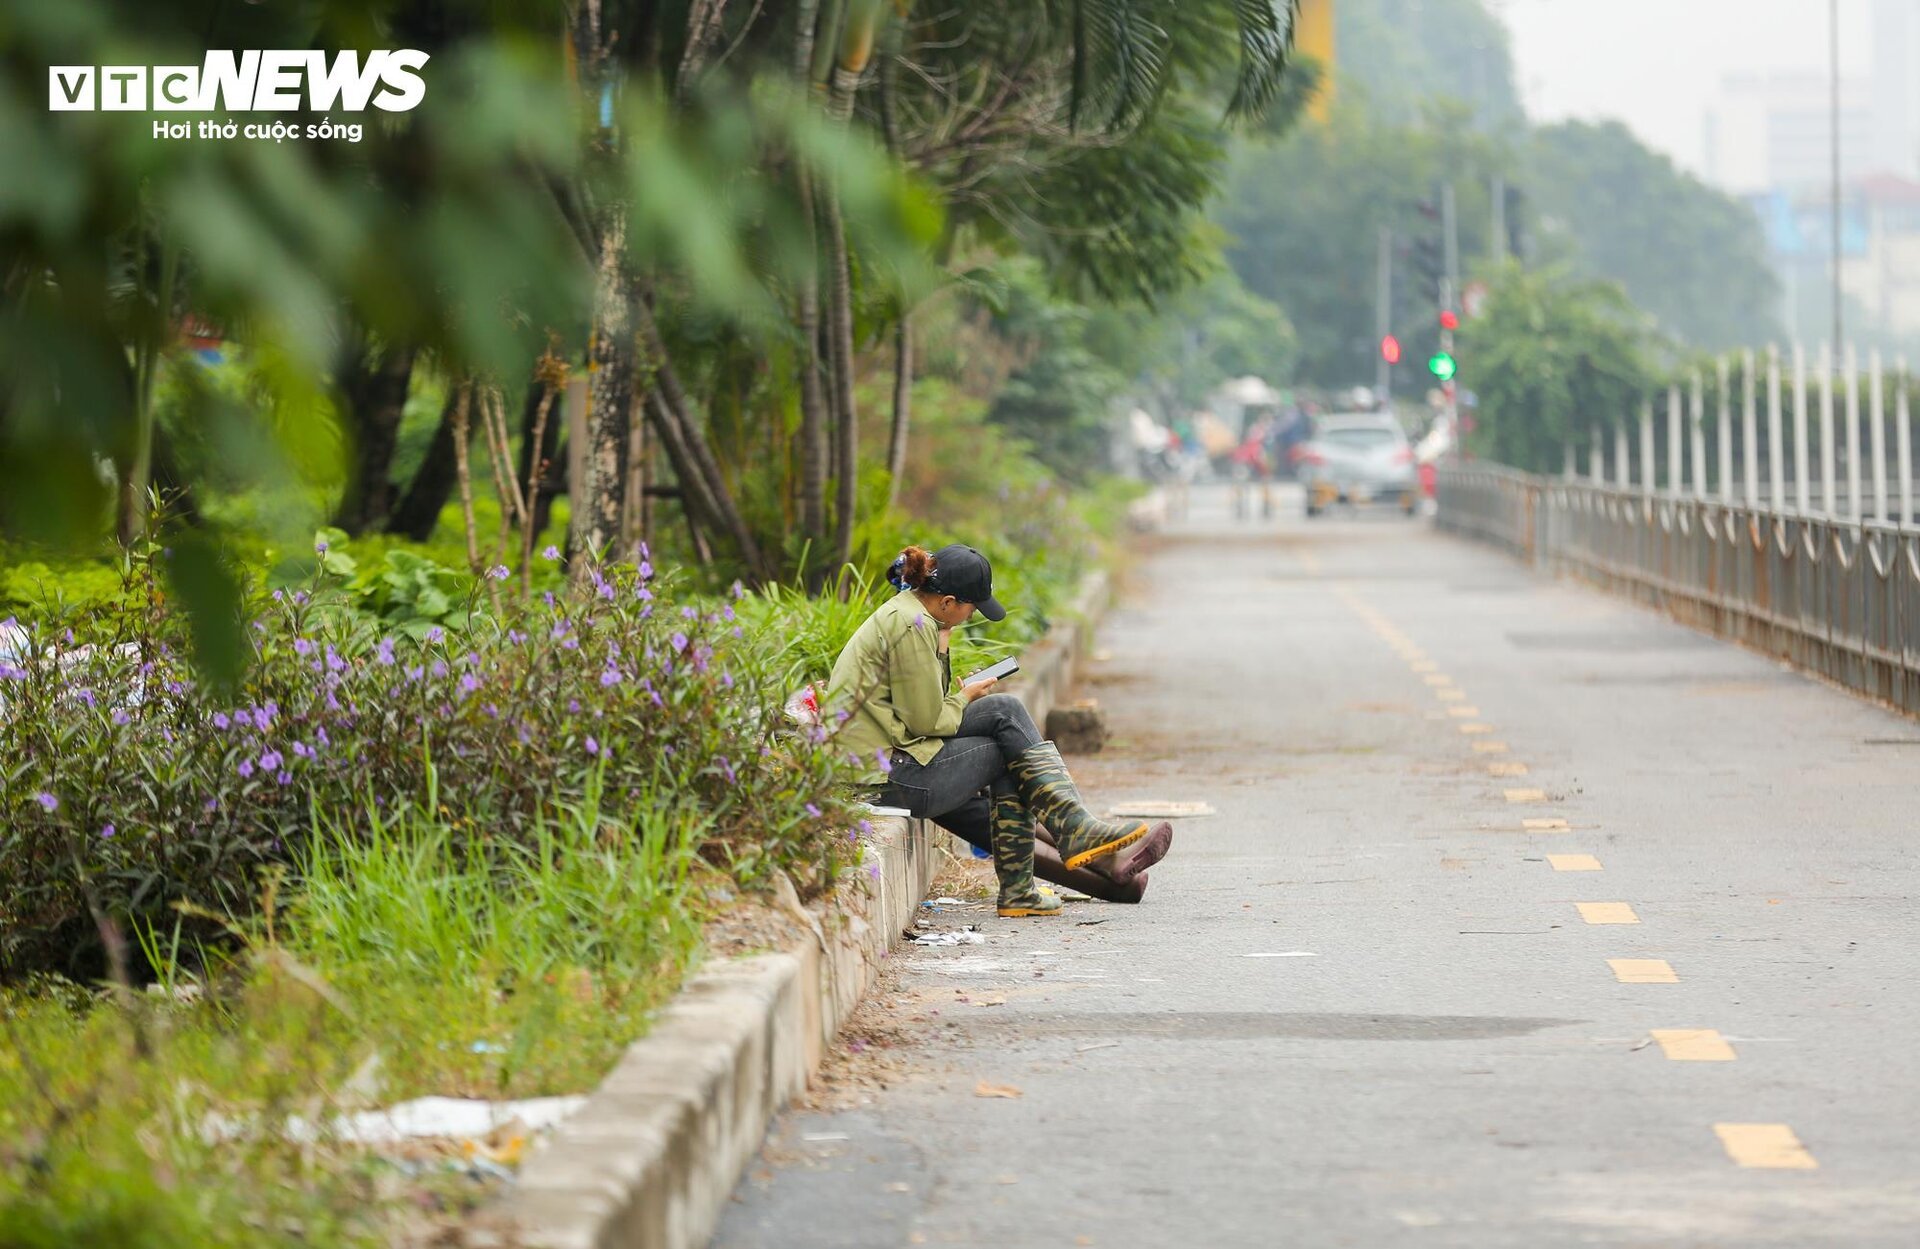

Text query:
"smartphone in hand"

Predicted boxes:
[[962, 655, 1020, 687]]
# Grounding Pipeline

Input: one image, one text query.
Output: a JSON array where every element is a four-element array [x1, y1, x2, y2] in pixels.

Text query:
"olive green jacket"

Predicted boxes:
[[825, 591, 968, 786]]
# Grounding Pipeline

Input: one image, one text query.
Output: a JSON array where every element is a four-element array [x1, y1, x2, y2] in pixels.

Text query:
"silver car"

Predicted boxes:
[[1295, 413, 1419, 517]]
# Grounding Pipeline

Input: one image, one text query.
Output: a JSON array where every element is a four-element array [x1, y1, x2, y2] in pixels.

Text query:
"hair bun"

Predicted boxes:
[[888, 545, 935, 591]]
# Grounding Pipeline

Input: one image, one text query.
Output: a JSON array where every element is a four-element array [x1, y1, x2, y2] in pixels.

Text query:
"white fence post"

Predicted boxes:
[[1717, 356, 1733, 500], [1690, 371, 1708, 498], [1793, 343, 1811, 514], [1900, 358, 1914, 527], [1590, 427, 1604, 485], [1845, 343, 1862, 524], [1618, 417, 1633, 493], [1821, 342, 1837, 519], [1743, 349, 1758, 506], [1634, 401, 1649, 496], [1767, 344, 1784, 513], [1869, 348, 1889, 522], [1666, 385, 1683, 495]]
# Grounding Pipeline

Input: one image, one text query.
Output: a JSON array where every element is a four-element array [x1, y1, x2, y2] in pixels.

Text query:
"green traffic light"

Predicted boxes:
[[1427, 351, 1457, 381]]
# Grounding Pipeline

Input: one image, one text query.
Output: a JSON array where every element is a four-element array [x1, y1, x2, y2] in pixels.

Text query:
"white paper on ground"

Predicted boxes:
[[285, 1095, 589, 1144]]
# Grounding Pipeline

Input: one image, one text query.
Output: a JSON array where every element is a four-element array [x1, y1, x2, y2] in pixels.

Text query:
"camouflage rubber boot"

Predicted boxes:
[[1008, 742, 1167, 871], [992, 791, 1061, 918]]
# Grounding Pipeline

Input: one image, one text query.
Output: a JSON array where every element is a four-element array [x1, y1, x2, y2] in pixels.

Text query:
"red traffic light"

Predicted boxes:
[[1380, 334, 1401, 365], [1439, 309, 1459, 331]]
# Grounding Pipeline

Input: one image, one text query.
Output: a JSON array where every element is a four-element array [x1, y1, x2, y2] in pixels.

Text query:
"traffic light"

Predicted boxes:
[[1380, 334, 1402, 365], [1410, 201, 1444, 306], [1439, 310, 1459, 331], [1427, 351, 1457, 382]]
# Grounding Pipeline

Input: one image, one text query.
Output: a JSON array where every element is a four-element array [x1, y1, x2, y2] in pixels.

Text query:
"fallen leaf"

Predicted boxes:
[[974, 1080, 1023, 1099]]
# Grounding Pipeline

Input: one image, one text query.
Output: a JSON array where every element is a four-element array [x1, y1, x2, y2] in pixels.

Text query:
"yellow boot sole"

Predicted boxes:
[[1062, 822, 1149, 872]]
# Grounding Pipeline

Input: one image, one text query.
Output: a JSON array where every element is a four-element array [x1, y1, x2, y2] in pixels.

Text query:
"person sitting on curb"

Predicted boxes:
[[826, 543, 1172, 917]]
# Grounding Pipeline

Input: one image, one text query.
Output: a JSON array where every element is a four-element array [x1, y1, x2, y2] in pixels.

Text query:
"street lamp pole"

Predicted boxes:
[[1831, 0, 1843, 358]]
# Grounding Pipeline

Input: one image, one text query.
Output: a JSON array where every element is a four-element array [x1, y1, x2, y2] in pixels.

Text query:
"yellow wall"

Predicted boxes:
[[1297, 0, 1335, 122]]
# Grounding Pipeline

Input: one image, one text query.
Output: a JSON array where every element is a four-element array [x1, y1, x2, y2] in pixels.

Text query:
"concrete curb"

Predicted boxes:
[[473, 571, 1111, 1249]]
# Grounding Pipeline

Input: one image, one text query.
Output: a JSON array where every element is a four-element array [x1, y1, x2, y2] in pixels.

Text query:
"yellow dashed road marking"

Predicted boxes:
[[1652, 1029, 1736, 1061], [1487, 762, 1529, 776], [1472, 741, 1509, 754], [1503, 788, 1546, 803], [1411, 661, 1438, 673], [1437, 689, 1466, 702], [1715, 1124, 1817, 1169], [1610, 959, 1678, 983], [1459, 723, 1494, 734], [1522, 817, 1568, 830], [1547, 854, 1602, 871], [1448, 706, 1481, 718], [1423, 674, 1452, 686], [1576, 902, 1639, 924]]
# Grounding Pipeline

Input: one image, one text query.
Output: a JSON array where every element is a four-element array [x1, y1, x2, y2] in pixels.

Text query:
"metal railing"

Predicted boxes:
[[1437, 463, 1920, 718]]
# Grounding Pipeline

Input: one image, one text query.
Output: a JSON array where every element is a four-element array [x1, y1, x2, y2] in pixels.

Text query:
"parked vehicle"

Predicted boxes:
[[1292, 412, 1419, 517]]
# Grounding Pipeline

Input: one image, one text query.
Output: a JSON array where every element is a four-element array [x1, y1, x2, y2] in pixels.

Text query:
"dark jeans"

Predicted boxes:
[[877, 693, 1043, 821]]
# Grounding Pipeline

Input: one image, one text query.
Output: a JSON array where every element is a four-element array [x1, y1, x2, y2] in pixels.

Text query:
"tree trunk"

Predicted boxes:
[[516, 377, 564, 547], [793, 0, 830, 561], [386, 386, 465, 541], [824, 190, 858, 574], [333, 342, 418, 534], [574, 217, 634, 570], [633, 290, 771, 581], [886, 312, 912, 509]]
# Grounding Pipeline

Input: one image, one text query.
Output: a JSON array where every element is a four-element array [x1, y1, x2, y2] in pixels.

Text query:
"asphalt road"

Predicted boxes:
[[713, 482, 1920, 1249]]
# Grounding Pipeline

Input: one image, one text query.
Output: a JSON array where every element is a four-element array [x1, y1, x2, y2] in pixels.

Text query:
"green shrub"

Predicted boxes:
[[0, 538, 864, 978]]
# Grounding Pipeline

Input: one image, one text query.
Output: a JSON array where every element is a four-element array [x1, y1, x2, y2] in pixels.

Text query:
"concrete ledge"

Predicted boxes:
[[472, 570, 1110, 1249]]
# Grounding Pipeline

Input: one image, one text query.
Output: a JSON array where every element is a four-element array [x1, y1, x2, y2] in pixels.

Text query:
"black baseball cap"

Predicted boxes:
[[926, 544, 1006, 622]]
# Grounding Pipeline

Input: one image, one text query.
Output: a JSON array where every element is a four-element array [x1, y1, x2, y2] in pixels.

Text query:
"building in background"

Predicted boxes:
[[1707, 1, 1920, 355]]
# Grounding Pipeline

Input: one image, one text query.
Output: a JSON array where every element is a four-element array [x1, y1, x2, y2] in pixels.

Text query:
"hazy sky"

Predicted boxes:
[[1497, 0, 1876, 178]]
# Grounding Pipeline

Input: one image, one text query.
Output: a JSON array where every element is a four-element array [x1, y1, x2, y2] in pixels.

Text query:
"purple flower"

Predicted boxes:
[[720, 672, 734, 689], [431, 659, 449, 679], [0, 663, 24, 681], [376, 637, 397, 666], [681, 606, 698, 620], [276, 771, 292, 786], [252, 707, 272, 731], [204, 798, 218, 814], [237, 759, 255, 779], [638, 540, 650, 560], [76, 689, 96, 708], [670, 631, 689, 654], [715, 755, 737, 784], [425, 626, 445, 645], [488, 564, 510, 581], [34, 792, 57, 813], [867, 864, 881, 881], [805, 803, 823, 819], [459, 673, 481, 695], [213, 711, 231, 729], [876, 748, 893, 775], [638, 560, 654, 581], [858, 819, 873, 834], [911, 613, 925, 630], [100, 824, 115, 840], [315, 539, 329, 557], [258, 750, 282, 772], [584, 735, 599, 756], [405, 665, 424, 682], [316, 726, 330, 748], [112, 708, 130, 726], [600, 667, 621, 687], [325, 646, 346, 673], [507, 629, 527, 645], [562, 636, 579, 651], [292, 742, 313, 759], [541, 545, 561, 561], [730, 581, 746, 600]]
